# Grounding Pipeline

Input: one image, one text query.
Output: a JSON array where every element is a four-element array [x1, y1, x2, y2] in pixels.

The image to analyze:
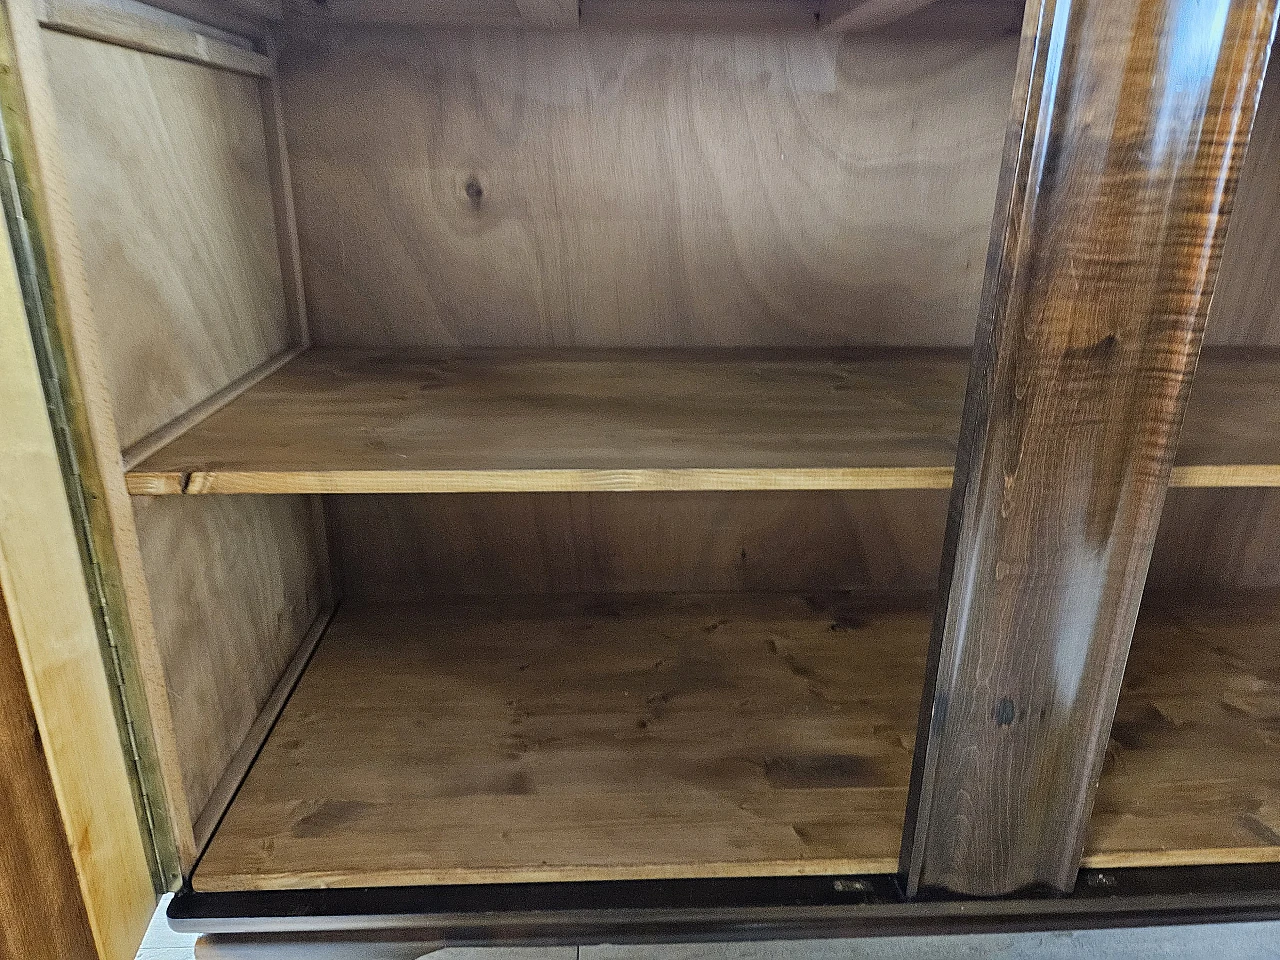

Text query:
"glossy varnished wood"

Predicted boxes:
[[901, 0, 1280, 897], [124, 348, 1280, 495]]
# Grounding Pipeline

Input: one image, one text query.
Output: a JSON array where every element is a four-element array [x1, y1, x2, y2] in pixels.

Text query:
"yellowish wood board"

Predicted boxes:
[[1084, 601, 1280, 868], [0, 177, 155, 958]]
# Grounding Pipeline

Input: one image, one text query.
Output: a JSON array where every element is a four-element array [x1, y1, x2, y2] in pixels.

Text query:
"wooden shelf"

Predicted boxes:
[[192, 594, 928, 891], [192, 593, 1280, 892], [1088, 599, 1280, 869], [125, 349, 1280, 496], [125, 349, 967, 494]]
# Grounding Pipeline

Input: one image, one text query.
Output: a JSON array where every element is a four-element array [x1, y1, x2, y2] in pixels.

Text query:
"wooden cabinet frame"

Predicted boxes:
[[1, 0, 1279, 953]]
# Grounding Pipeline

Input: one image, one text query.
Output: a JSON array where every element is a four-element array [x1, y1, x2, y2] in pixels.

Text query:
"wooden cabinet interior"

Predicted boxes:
[[6, 0, 1280, 932]]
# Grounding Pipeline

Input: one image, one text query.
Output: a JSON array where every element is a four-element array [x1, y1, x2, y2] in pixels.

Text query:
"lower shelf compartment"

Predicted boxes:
[[192, 595, 1280, 893]]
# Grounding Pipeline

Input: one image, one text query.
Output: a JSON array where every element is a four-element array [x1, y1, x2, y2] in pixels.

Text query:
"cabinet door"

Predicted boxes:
[[0, 86, 158, 960]]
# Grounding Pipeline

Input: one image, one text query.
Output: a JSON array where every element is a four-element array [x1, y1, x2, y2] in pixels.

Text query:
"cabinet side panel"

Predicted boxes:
[[280, 5, 1020, 349], [42, 30, 292, 450], [132, 494, 332, 831]]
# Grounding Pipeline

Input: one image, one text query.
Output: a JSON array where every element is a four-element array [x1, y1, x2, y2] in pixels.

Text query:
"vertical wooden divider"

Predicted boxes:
[[901, 0, 1279, 897]]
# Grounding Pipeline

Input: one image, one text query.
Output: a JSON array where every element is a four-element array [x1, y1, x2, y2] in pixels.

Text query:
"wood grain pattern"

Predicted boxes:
[[191, 600, 337, 850], [132, 494, 333, 832], [516, 0, 578, 26], [0, 188, 154, 957], [1087, 600, 1280, 868], [44, 30, 293, 450], [580, 0, 822, 28], [300, 0, 523, 26], [125, 349, 967, 494], [278, 9, 1020, 349], [901, 0, 1280, 897], [0, 582, 99, 960], [194, 595, 930, 891], [123, 348, 1280, 495], [193, 595, 1280, 891], [1147, 489, 1280, 598], [259, 63, 309, 347], [4, 0, 200, 871], [330, 490, 950, 599], [145, 0, 280, 34], [121, 347, 303, 472]]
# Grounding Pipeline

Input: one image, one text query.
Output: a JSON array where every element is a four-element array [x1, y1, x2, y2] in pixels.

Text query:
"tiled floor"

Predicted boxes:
[[140, 895, 1280, 959]]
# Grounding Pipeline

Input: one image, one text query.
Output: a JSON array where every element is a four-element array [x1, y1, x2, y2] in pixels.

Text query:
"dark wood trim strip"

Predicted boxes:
[[901, 0, 1280, 897]]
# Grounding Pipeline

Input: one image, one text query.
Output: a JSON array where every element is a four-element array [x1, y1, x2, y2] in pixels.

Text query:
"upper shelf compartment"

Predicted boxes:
[[124, 348, 1280, 495]]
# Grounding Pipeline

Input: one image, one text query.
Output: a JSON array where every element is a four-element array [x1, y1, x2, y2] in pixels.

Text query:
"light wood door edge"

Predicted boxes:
[[0, 164, 156, 959], [0, 0, 199, 870]]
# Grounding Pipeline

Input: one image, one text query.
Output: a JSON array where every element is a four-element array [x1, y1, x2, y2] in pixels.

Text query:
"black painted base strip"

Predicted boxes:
[[170, 863, 1280, 943]]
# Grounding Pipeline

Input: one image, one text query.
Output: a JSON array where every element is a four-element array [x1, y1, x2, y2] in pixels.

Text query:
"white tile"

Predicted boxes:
[[139, 895, 198, 955], [583, 923, 1280, 960]]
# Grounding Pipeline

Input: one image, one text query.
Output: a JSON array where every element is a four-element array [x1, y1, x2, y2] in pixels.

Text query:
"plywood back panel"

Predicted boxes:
[[1204, 37, 1280, 347], [1146, 488, 1280, 599], [132, 494, 332, 825], [43, 31, 292, 450], [280, 3, 1020, 349], [331, 491, 949, 599]]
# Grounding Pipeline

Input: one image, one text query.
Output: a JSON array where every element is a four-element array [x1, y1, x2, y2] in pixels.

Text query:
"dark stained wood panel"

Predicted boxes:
[[901, 0, 1280, 897], [1204, 35, 1280, 346], [1148, 488, 1280, 598], [329, 490, 951, 600]]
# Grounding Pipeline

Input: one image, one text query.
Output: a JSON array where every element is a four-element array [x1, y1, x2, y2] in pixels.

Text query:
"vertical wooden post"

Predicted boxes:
[[902, 0, 1279, 897]]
